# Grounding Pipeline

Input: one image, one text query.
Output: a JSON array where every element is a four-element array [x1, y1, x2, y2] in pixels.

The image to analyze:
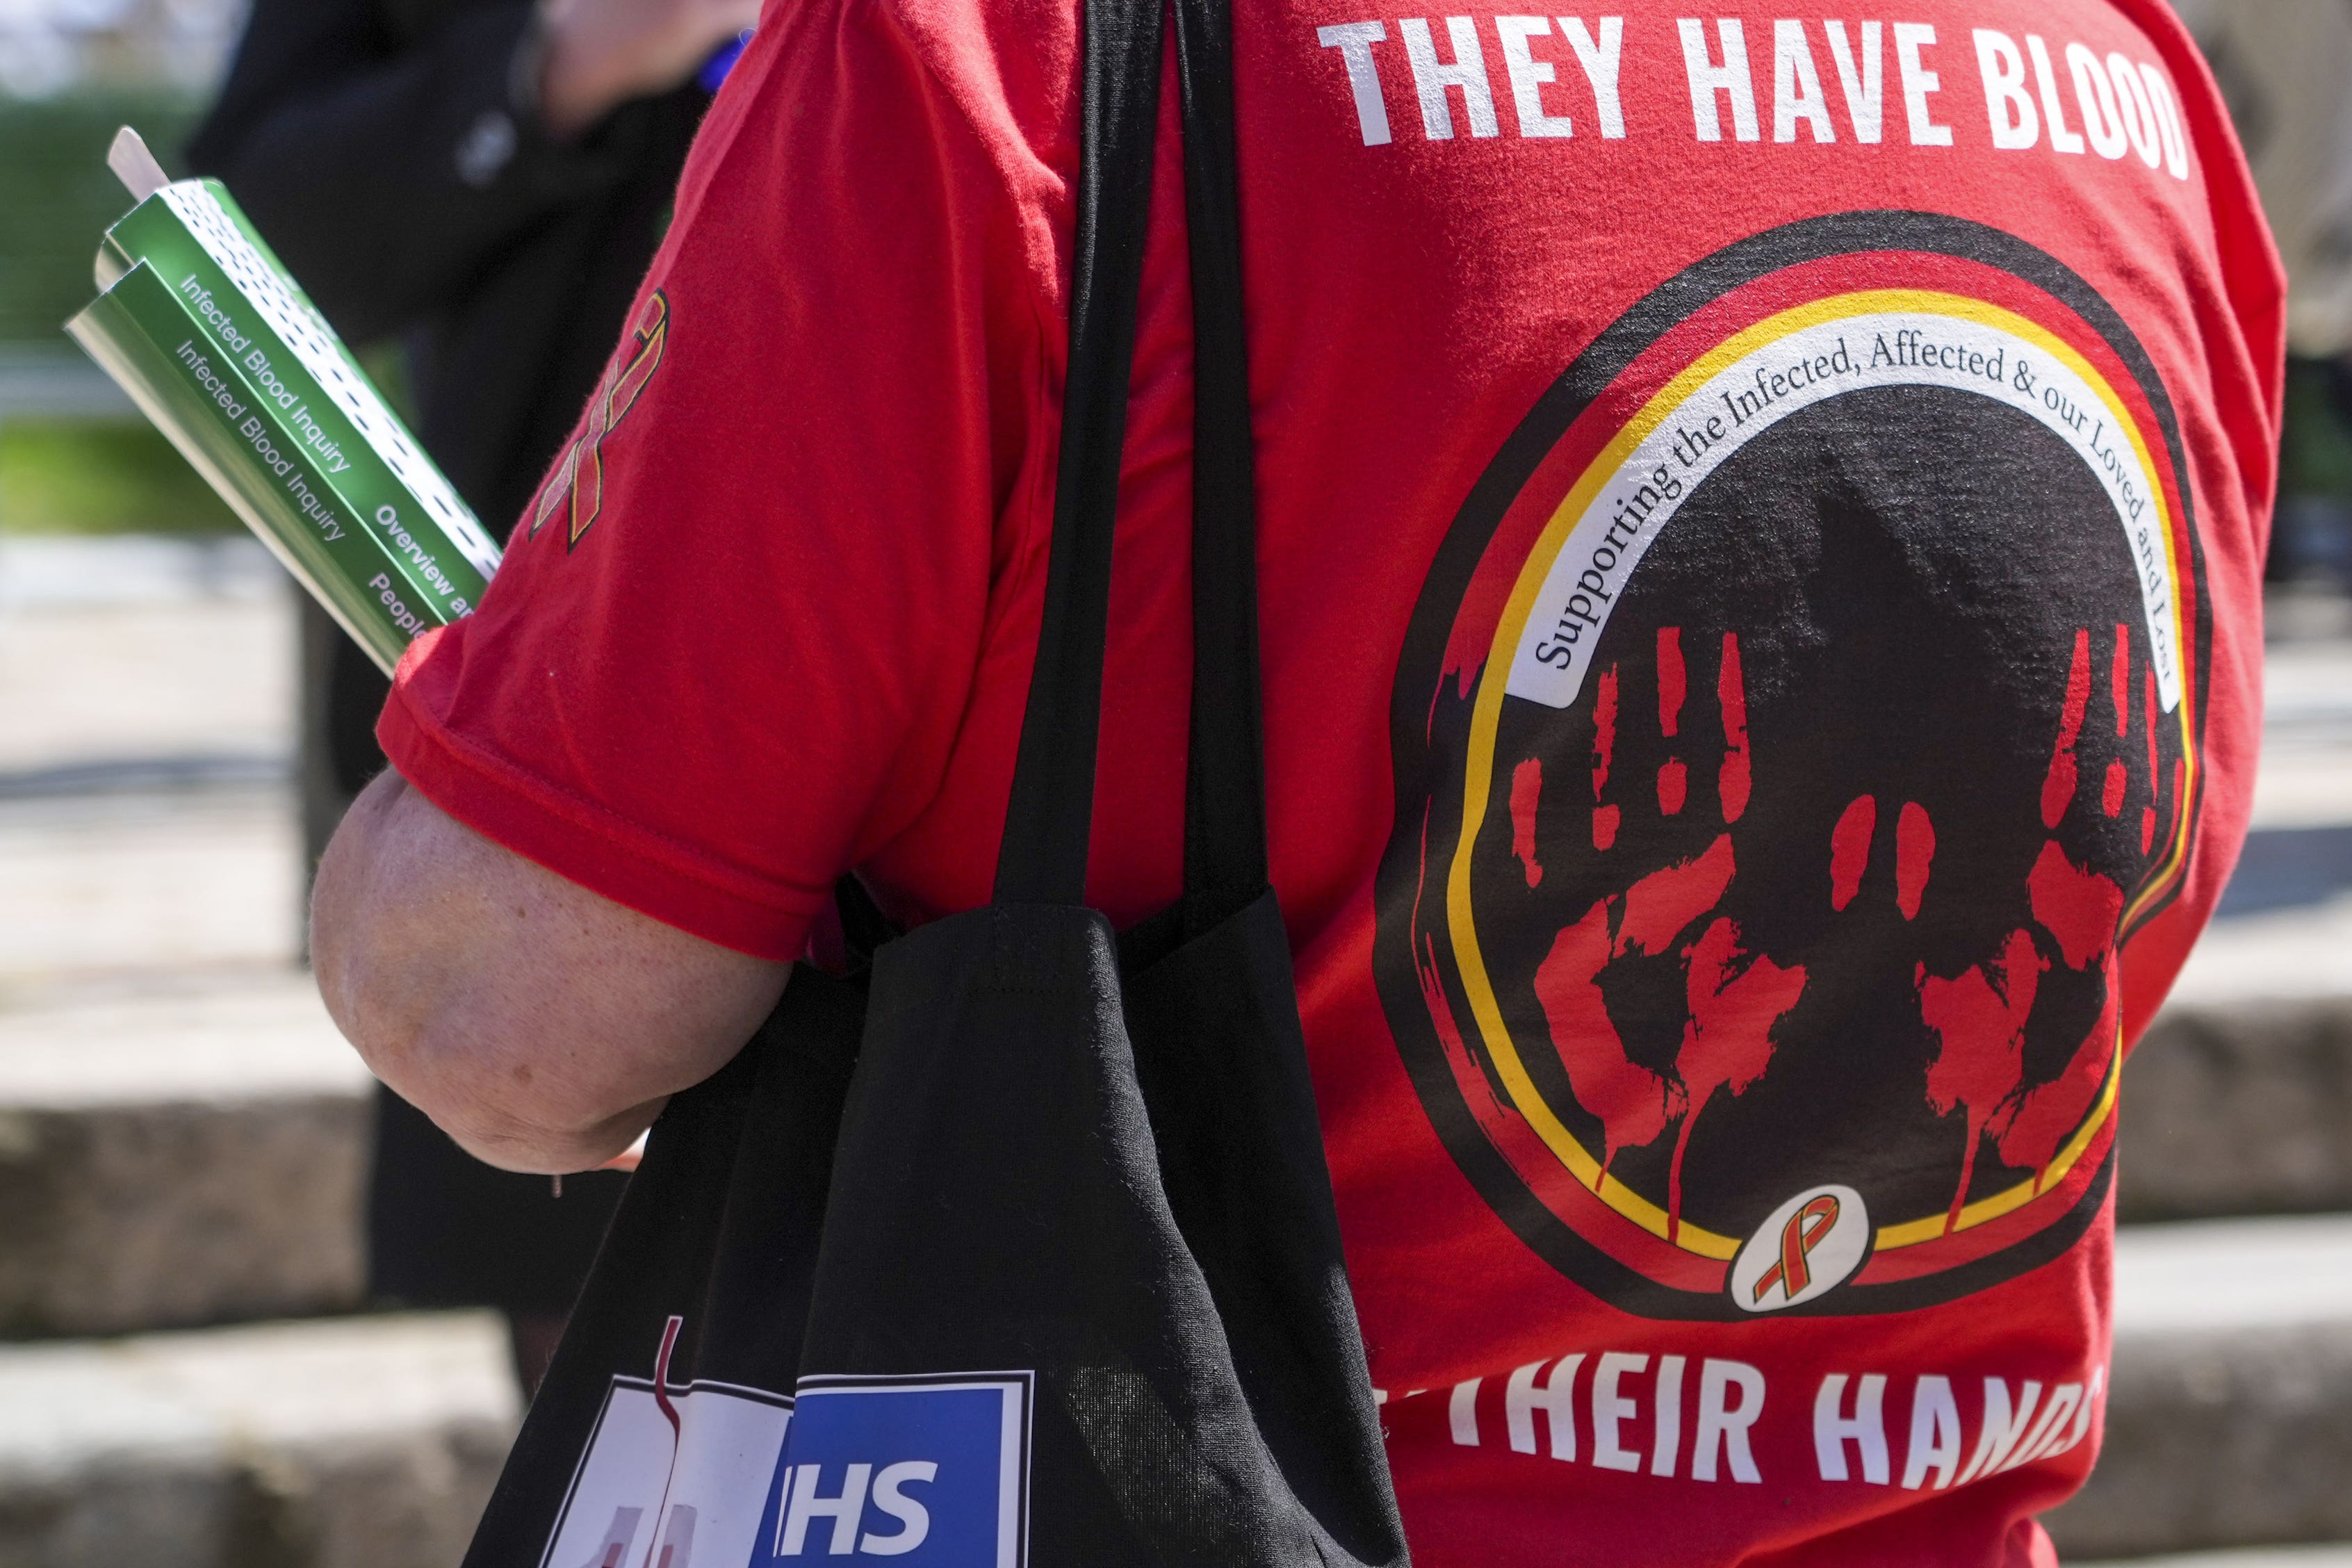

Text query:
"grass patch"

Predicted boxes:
[[1, 95, 234, 534], [0, 95, 204, 346], [0, 418, 239, 535]]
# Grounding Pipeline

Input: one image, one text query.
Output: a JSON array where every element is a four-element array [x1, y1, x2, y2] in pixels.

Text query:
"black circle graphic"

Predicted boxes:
[[1375, 213, 2209, 1321]]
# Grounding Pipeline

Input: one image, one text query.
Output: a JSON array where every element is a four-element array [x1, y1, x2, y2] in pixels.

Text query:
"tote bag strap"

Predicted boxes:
[[1171, 0, 1270, 938], [992, 0, 1166, 908], [993, 0, 1268, 926]]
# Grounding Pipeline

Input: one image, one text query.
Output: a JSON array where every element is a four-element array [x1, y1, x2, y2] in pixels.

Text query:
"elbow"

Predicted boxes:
[[316, 926, 640, 1172], [322, 952, 652, 1174], [310, 774, 653, 1174], [389, 1011, 660, 1175]]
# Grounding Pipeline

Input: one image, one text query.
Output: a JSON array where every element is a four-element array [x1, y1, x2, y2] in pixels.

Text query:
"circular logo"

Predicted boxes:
[[1731, 1186, 1870, 1312], [1375, 213, 2210, 1319]]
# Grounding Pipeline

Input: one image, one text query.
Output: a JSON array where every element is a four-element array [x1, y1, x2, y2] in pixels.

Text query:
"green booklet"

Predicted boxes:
[[65, 129, 501, 675]]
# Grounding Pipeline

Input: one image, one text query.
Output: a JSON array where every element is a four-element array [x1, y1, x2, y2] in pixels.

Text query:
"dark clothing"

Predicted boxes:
[[366, 1084, 626, 1313], [188, 0, 704, 1313], [187, 0, 703, 525]]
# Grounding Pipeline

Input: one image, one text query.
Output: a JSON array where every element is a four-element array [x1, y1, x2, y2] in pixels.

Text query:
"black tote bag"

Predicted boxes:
[[459, 0, 1408, 1558]]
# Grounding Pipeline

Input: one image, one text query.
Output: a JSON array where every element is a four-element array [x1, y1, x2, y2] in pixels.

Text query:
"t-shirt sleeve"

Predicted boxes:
[[377, 0, 1054, 960]]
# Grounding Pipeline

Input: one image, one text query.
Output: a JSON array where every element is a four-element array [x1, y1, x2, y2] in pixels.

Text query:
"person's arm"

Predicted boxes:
[[184, 0, 752, 342], [311, 769, 788, 1173], [307, 2, 1035, 1174]]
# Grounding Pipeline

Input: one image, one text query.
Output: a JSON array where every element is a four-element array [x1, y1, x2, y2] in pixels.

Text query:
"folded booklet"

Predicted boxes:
[[65, 128, 501, 676]]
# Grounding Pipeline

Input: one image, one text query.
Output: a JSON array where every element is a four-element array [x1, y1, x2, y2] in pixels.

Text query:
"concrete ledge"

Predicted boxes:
[[2120, 993, 2352, 1222], [28, 961, 2340, 1339], [2118, 899, 2352, 1222], [0, 978, 370, 1336], [0, 1312, 519, 1568], [2047, 1217, 2352, 1559]]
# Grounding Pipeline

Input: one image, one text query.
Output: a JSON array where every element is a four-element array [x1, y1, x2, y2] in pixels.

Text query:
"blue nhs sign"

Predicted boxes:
[[751, 1373, 1031, 1567]]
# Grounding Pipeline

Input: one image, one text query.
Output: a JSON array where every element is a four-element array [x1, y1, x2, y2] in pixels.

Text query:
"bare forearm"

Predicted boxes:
[[311, 770, 787, 1173]]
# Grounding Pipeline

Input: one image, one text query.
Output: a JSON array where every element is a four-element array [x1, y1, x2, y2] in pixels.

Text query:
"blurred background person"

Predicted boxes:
[[185, 0, 758, 1388], [2175, 0, 2352, 598]]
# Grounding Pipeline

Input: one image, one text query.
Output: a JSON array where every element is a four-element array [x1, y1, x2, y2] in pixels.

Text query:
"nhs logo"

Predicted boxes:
[[752, 1373, 1032, 1567], [537, 1318, 1030, 1568]]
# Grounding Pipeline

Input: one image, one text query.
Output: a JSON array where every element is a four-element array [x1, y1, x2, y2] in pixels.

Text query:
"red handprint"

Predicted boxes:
[[1531, 630, 1808, 1243], [1919, 929, 2043, 1234], [1913, 628, 2127, 1233], [1517, 610, 2148, 1252]]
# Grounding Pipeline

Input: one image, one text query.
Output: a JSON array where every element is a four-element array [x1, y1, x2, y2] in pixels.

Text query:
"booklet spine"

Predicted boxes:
[[66, 263, 430, 674], [104, 190, 495, 619]]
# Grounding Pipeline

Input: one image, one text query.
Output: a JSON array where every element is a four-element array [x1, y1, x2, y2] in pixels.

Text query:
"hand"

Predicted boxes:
[[1912, 626, 2125, 1233], [1528, 629, 1807, 1245], [536, 0, 762, 140]]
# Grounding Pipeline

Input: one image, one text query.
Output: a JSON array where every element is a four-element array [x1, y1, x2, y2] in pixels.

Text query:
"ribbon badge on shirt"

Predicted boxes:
[[1733, 1185, 1870, 1312], [1378, 212, 2209, 1321], [530, 288, 671, 551], [1753, 1193, 1837, 1305]]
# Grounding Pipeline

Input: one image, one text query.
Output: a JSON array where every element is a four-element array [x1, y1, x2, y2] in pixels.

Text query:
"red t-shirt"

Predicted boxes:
[[382, 0, 2280, 1560]]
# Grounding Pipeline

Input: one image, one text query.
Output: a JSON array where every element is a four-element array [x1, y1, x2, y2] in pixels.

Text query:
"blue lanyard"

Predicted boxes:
[[696, 29, 754, 92]]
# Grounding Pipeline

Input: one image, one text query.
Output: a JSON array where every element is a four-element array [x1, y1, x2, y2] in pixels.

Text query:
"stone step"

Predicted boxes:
[[2244, 631, 2352, 833], [2045, 1215, 2352, 1560], [0, 1311, 518, 1568], [0, 786, 301, 996], [2121, 899, 2352, 1222], [0, 551, 289, 772], [0, 1226, 2341, 1567], [0, 992, 2346, 1559], [0, 974, 369, 1337], [0, 939, 2349, 1337]]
